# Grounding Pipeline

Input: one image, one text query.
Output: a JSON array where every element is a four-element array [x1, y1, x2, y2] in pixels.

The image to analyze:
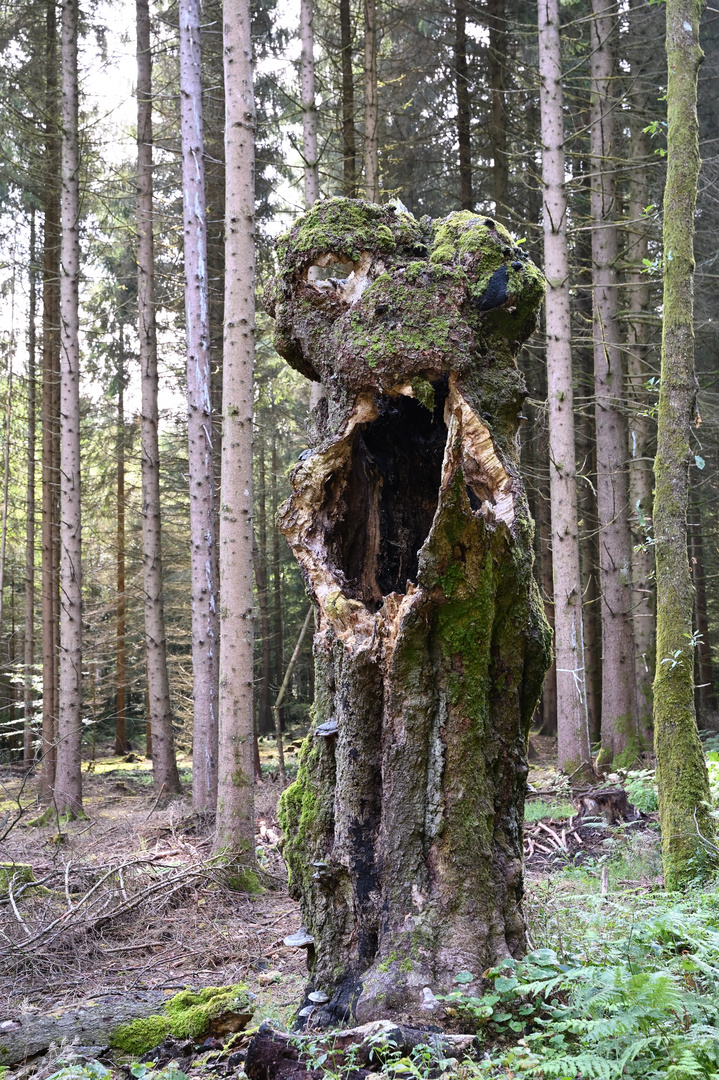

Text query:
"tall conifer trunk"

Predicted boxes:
[[589, 0, 638, 763], [54, 0, 83, 817], [115, 341, 127, 756], [538, 0, 591, 773], [363, 0, 378, 201], [300, 0, 319, 205], [340, 0, 356, 196], [653, 0, 715, 885], [487, 0, 507, 220], [24, 211, 37, 768], [40, 0, 59, 800], [214, 0, 256, 858], [137, 0, 181, 795], [455, 0, 472, 211], [180, 0, 220, 811]]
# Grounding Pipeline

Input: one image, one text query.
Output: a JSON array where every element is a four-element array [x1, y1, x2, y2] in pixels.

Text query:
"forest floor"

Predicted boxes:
[[0, 733, 690, 1080]]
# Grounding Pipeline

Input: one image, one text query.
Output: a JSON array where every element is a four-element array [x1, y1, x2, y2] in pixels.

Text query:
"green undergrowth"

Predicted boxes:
[[524, 799, 575, 823], [447, 886, 719, 1077]]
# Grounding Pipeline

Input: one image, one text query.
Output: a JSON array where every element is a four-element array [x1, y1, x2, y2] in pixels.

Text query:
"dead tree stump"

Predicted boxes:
[[265, 199, 551, 1025]]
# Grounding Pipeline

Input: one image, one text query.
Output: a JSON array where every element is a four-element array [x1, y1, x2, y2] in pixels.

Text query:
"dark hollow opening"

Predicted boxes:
[[328, 379, 448, 611]]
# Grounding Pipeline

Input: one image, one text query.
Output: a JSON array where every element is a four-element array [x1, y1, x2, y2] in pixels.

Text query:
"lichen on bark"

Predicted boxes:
[[268, 198, 550, 1024]]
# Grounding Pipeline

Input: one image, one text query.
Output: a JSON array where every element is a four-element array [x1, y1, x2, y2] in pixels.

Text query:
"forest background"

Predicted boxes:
[[0, 0, 717, 794]]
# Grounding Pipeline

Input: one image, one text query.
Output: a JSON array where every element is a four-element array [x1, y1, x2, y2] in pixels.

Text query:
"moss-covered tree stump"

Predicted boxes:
[[266, 199, 551, 1025]]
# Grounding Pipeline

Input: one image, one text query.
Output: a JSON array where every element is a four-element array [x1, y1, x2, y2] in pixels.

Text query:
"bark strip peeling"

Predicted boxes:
[[266, 199, 551, 1025]]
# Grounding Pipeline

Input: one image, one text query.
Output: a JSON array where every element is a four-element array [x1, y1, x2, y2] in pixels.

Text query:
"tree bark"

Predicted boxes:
[[455, 0, 472, 211], [24, 210, 37, 768], [626, 4, 656, 738], [538, 0, 592, 774], [180, 0, 220, 812], [653, 0, 715, 887], [253, 531, 272, 735], [690, 500, 715, 714], [54, 0, 83, 818], [268, 200, 550, 1023], [214, 0, 256, 859], [340, 0, 356, 197], [300, 0, 319, 206], [137, 0, 181, 796], [40, 0, 59, 800], [270, 419, 284, 727], [487, 0, 507, 221], [115, 339, 128, 756], [363, 0, 378, 202], [589, 0, 638, 764]]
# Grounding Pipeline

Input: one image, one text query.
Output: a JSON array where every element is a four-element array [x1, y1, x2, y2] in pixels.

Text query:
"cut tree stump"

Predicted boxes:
[[266, 198, 551, 1024]]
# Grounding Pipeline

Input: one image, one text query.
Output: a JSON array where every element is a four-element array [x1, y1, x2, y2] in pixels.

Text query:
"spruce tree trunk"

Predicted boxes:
[[538, 0, 591, 774], [54, 0, 83, 818], [115, 342, 127, 757], [214, 0, 256, 859], [40, 0, 59, 800], [180, 0, 220, 812], [24, 210, 37, 768], [690, 504, 715, 714], [137, 0, 181, 796], [626, 0, 656, 736], [255, 429, 272, 733], [270, 199, 550, 1024], [455, 0, 472, 211], [270, 421, 284, 729], [487, 0, 507, 221], [300, 0, 319, 206], [363, 0, 378, 202], [589, 0, 638, 764], [653, 0, 715, 886], [340, 0, 356, 197]]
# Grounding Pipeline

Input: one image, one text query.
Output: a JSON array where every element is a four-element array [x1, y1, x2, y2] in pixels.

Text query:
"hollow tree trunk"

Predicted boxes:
[[363, 0, 378, 202], [589, 0, 638, 764], [538, 0, 591, 774], [269, 199, 550, 1024], [653, 0, 715, 886], [455, 0, 472, 211], [180, 0, 220, 811], [340, 0, 356, 197], [54, 0, 83, 818], [24, 210, 37, 768], [214, 0, 256, 858], [137, 0, 181, 795], [40, 0, 59, 799]]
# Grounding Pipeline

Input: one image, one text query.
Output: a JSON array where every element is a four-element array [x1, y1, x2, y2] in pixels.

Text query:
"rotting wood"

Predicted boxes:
[[266, 198, 551, 1024]]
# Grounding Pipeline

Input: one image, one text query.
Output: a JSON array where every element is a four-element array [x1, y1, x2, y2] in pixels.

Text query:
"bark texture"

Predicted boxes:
[[214, 0, 256, 858], [24, 211, 37, 767], [589, 0, 638, 764], [363, 0, 378, 203], [116, 344, 128, 756], [267, 199, 550, 1024], [487, 0, 507, 221], [538, 0, 591, 774], [300, 0, 319, 207], [653, 0, 715, 886], [54, 0, 83, 818], [455, 0, 472, 211], [40, 0, 60, 799], [340, 0, 356, 197], [137, 0, 181, 795], [180, 0, 219, 811]]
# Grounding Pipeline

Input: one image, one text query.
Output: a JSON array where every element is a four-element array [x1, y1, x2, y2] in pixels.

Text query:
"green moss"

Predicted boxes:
[[223, 867, 264, 894], [0, 863, 34, 895], [410, 376, 435, 412], [111, 985, 253, 1056], [377, 950, 399, 973], [399, 957, 413, 974]]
